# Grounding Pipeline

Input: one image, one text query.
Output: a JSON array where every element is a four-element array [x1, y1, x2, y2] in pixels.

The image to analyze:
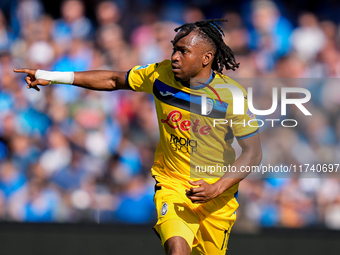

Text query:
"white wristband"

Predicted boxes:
[[35, 70, 75, 85]]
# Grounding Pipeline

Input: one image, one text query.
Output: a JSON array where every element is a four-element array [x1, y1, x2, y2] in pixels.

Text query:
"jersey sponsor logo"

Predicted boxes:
[[161, 203, 168, 216], [161, 110, 212, 135], [170, 134, 197, 154], [160, 91, 174, 97]]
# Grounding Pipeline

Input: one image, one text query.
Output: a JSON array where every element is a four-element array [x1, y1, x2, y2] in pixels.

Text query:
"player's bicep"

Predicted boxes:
[[237, 133, 262, 163]]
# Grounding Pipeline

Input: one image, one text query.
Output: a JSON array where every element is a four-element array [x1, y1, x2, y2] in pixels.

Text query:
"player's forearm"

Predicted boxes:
[[72, 70, 127, 91], [213, 148, 262, 194]]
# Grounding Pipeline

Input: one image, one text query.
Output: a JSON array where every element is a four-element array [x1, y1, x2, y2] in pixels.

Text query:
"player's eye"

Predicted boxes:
[[180, 48, 189, 53], [172, 48, 187, 54]]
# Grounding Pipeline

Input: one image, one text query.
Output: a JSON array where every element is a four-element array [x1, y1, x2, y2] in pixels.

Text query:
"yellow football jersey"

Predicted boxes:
[[126, 59, 258, 195]]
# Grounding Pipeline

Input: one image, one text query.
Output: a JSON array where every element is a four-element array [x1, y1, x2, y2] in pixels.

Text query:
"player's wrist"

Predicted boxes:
[[212, 181, 225, 197], [35, 69, 75, 85]]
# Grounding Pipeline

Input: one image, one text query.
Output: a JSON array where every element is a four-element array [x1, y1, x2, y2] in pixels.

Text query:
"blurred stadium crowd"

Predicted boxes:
[[0, 0, 340, 230]]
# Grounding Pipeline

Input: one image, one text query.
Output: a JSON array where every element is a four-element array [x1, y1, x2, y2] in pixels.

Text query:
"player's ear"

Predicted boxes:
[[202, 51, 213, 66]]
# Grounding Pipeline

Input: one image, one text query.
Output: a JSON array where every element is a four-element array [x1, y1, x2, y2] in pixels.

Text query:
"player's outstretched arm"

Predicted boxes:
[[13, 68, 128, 92]]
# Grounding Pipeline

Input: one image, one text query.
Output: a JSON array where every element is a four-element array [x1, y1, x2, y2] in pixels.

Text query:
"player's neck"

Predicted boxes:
[[181, 69, 214, 88]]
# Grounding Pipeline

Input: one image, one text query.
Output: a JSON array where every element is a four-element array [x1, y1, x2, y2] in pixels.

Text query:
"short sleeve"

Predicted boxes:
[[126, 63, 158, 94], [226, 89, 259, 140]]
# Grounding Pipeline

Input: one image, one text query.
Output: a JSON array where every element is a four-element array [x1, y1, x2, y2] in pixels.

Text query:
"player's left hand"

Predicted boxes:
[[186, 180, 221, 204]]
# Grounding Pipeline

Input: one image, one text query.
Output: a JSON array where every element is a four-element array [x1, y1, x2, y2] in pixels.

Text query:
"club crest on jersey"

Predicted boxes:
[[206, 98, 214, 115], [161, 203, 168, 216]]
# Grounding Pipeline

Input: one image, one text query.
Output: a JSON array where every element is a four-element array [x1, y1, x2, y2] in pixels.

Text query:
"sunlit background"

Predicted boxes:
[[0, 0, 340, 240]]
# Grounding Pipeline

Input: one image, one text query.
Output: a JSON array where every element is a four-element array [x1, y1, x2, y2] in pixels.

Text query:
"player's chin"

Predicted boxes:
[[173, 70, 190, 83], [172, 70, 182, 81]]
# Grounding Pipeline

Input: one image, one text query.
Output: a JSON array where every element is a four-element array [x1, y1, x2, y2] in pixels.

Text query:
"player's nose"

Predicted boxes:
[[171, 50, 180, 62]]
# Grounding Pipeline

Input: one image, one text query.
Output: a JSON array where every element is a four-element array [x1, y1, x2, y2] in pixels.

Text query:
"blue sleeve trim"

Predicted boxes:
[[125, 69, 135, 91], [236, 129, 259, 140], [234, 190, 239, 204]]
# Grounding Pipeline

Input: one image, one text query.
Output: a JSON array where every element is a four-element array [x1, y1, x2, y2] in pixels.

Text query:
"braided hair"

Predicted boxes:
[[173, 19, 239, 74]]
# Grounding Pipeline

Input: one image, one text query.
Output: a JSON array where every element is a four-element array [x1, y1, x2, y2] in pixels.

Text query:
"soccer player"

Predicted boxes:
[[14, 19, 262, 255]]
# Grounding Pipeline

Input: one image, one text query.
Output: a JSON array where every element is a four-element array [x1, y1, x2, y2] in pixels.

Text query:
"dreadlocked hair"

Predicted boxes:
[[173, 19, 240, 74]]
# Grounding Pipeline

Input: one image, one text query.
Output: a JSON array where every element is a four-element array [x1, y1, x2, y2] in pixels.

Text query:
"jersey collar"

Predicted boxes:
[[190, 71, 215, 90]]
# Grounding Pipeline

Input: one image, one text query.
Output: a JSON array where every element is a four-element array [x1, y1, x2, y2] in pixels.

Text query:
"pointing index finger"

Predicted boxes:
[[13, 68, 26, 73], [13, 68, 34, 75]]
